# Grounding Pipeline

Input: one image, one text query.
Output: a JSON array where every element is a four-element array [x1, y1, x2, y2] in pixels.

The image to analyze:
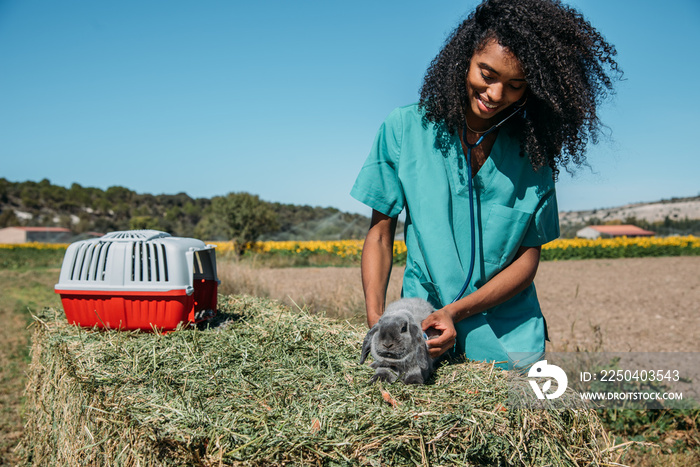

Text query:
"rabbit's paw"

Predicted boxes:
[[370, 368, 399, 383], [402, 370, 426, 385]]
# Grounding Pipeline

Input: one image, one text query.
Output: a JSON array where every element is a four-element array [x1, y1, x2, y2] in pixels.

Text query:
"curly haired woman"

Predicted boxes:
[[351, 0, 620, 369]]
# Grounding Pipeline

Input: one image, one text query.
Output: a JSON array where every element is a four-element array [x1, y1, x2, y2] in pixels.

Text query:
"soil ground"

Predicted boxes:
[[535, 256, 700, 353], [220, 256, 700, 354]]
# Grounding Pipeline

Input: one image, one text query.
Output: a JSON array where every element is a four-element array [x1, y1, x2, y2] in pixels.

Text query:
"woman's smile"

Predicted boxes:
[[476, 94, 501, 113]]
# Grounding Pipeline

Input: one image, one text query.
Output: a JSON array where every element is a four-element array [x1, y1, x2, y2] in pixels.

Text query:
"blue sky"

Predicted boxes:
[[1, 0, 699, 216]]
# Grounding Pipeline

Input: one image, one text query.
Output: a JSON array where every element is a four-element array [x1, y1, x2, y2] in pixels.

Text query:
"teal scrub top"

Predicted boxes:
[[351, 104, 560, 368]]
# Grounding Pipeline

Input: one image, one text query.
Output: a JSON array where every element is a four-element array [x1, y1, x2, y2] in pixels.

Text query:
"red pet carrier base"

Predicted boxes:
[[55, 230, 219, 331], [56, 279, 218, 331]]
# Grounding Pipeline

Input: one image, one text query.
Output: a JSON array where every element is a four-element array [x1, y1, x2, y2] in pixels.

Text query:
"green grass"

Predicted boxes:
[[0, 267, 62, 463], [0, 247, 65, 270]]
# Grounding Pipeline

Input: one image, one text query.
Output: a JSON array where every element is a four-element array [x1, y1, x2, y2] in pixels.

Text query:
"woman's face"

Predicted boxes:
[[465, 39, 527, 128]]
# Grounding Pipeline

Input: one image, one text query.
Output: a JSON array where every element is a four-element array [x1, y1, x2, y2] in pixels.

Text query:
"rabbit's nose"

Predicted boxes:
[[383, 342, 394, 349]]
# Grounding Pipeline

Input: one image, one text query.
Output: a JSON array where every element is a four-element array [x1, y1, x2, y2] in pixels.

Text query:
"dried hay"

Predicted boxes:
[[18, 295, 612, 466]]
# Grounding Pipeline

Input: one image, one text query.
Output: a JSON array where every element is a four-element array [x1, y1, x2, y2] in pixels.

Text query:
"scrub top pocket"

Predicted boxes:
[[483, 205, 530, 267]]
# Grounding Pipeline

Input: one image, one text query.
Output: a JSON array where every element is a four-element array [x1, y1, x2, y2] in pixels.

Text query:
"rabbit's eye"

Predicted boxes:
[[401, 323, 408, 333]]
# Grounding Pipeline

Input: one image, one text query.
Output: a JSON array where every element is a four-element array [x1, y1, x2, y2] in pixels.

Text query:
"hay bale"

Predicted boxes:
[[19, 295, 612, 466]]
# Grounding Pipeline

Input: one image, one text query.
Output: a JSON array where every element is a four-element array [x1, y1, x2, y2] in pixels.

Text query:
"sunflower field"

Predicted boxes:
[[2, 235, 699, 268], [212, 235, 700, 265], [540, 235, 700, 260]]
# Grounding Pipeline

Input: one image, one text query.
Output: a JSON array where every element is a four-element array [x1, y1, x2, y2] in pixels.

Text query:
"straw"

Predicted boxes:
[[18, 295, 612, 466]]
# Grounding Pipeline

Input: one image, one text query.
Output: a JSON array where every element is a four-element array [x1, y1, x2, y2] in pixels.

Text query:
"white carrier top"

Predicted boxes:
[[55, 230, 218, 294]]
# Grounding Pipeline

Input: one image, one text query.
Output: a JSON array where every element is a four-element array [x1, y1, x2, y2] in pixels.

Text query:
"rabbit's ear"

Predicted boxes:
[[360, 325, 378, 364], [410, 322, 424, 343], [411, 322, 433, 362]]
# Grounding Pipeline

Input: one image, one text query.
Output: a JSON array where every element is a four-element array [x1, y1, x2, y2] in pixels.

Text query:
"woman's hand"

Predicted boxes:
[[421, 308, 457, 359]]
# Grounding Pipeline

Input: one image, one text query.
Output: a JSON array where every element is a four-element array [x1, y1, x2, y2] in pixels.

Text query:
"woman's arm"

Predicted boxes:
[[361, 209, 398, 328], [422, 245, 542, 358]]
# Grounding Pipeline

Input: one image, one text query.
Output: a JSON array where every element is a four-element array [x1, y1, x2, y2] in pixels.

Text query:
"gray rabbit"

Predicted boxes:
[[360, 298, 437, 385]]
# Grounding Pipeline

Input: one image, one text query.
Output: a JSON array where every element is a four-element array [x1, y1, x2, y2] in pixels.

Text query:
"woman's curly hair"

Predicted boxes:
[[419, 0, 621, 179]]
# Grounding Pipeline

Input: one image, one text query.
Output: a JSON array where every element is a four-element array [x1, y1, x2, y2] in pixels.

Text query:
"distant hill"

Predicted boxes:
[[4, 178, 697, 241], [559, 196, 700, 224], [559, 195, 700, 237], [0, 178, 371, 241]]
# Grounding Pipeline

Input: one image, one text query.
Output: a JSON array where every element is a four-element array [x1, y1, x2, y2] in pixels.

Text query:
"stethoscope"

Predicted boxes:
[[450, 102, 526, 304]]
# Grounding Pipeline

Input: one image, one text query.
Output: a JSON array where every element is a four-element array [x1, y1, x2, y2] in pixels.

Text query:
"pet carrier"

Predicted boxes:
[[55, 230, 219, 331]]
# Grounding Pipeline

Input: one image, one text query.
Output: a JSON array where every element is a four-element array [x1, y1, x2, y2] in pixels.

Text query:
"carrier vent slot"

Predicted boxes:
[[74, 243, 90, 281], [88, 244, 100, 281], [129, 241, 168, 282], [161, 244, 169, 282], [138, 242, 145, 281], [131, 242, 138, 282], [111, 231, 144, 239], [151, 243, 160, 282], [69, 243, 84, 280], [146, 243, 152, 281], [96, 242, 111, 281], [103, 230, 170, 242], [83, 243, 99, 281], [69, 241, 112, 282]]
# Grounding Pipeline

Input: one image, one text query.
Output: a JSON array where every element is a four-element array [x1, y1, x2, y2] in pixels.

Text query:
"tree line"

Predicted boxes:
[[0, 178, 371, 245]]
